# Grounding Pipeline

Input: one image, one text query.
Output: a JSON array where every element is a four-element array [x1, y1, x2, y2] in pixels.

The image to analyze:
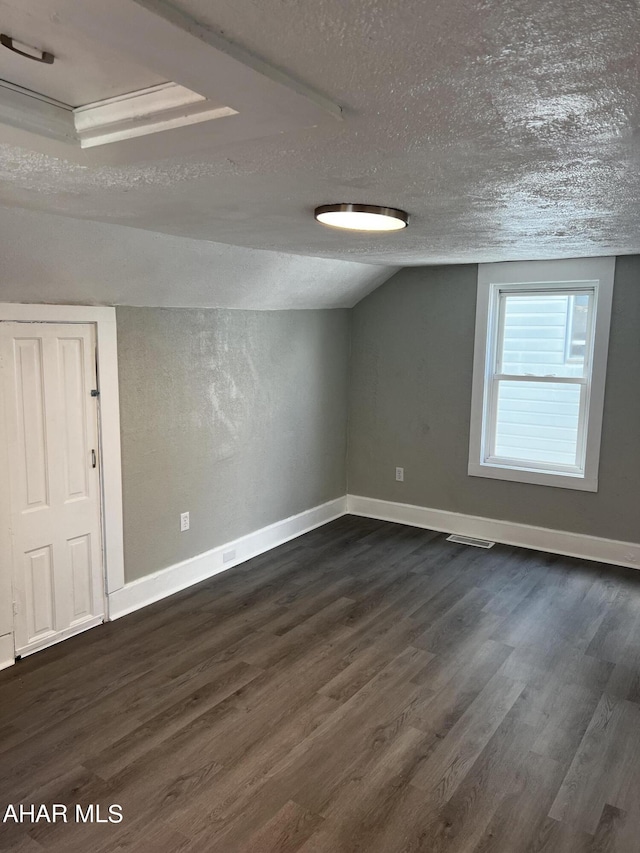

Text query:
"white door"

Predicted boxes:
[[1, 322, 105, 657]]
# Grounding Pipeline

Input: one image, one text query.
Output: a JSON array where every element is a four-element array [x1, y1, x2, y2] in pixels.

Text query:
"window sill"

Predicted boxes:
[[467, 461, 598, 492]]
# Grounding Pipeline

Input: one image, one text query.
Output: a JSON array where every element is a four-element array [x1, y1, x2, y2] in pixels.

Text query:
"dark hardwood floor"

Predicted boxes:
[[2, 515, 640, 852]]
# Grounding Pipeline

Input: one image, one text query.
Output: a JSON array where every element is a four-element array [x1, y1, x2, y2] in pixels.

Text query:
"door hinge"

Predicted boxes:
[[12, 600, 18, 617], [91, 389, 100, 397]]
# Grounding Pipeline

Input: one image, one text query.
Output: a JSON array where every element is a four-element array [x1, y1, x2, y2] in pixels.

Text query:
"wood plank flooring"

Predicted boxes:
[[2, 515, 640, 852]]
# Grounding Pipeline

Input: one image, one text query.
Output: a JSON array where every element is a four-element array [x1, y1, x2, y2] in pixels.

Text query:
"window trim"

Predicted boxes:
[[468, 257, 615, 492]]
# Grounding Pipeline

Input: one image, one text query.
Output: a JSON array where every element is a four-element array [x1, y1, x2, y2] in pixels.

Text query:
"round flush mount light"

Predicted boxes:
[[314, 203, 409, 232]]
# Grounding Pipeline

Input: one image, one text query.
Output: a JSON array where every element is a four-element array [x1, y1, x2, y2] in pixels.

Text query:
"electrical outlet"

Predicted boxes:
[[223, 549, 236, 564], [395, 467, 404, 482], [180, 512, 190, 532]]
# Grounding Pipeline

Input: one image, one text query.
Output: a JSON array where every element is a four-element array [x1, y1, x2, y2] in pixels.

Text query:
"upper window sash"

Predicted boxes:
[[491, 284, 597, 379]]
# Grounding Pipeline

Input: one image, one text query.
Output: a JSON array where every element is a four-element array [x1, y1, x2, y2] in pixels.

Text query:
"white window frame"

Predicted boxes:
[[468, 257, 615, 492]]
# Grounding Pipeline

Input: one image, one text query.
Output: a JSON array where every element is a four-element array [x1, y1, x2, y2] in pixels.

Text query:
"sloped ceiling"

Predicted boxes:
[[0, 205, 397, 309], [0, 0, 638, 307]]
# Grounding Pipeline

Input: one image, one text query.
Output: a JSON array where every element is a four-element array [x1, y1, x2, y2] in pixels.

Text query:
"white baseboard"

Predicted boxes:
[[8, 490, 637, 664], [108, 497, 347, 620], [347, 494, 640, 570], [0, 633, 14, 671]]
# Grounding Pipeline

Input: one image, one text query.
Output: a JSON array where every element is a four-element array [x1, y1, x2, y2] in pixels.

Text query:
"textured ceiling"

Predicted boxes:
[[0, 0, 638, 269], [0, 205, 396, 308]]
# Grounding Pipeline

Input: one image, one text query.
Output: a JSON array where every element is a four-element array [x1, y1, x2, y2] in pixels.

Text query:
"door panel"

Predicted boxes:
[[68, 533, 93, 624], [59, 337, 90, 501], [13, 337, 49, 510], [24, 545, 55, 639], [1, 322, 105, 657]]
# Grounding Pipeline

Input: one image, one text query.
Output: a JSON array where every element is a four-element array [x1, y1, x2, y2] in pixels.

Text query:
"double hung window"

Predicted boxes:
[[468, 258, 615, 491]]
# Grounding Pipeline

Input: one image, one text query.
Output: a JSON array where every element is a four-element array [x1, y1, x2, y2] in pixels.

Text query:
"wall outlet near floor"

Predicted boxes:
[[223, 548, 236, 564], [180, 512, 190, 532], [395, 467, 404, 482]]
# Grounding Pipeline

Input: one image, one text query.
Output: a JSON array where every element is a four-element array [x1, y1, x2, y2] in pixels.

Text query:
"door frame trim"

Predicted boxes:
[[0, 305, 125, 660]]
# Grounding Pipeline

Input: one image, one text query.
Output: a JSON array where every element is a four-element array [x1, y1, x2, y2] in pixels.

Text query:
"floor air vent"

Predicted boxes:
[[446, 534, 495, 549]]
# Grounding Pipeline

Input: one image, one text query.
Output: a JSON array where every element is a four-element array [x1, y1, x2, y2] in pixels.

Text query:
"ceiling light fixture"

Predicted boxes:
[[314, 203, 409, 232]]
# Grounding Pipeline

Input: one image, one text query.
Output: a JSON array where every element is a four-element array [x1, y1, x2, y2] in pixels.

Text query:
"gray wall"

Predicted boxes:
[[348, 256, 640, 544], [117, 307, 349, 582]]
